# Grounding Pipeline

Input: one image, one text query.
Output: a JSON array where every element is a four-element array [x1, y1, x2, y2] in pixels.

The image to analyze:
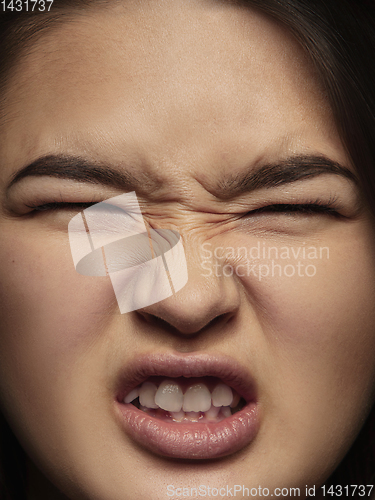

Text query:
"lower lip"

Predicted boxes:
[[115, 401, 260, 459]]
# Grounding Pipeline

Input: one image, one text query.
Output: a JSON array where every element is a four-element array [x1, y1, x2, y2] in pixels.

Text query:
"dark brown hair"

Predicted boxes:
[[0, 0, 374, 497]]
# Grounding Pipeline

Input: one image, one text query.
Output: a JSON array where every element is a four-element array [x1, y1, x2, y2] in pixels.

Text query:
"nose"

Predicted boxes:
[[136, 247, 241, 336]]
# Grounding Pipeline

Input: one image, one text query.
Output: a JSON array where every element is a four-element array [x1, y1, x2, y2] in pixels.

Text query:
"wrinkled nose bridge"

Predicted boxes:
[[68, 192, 188, 314]]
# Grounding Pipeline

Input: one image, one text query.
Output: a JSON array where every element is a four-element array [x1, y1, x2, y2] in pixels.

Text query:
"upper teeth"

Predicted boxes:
[[139, 382, 159, 409], [182, 384, 212, 412], [154, 380, 184, 412], [124, 379, 238, 413], [212, 383, 233, 407]]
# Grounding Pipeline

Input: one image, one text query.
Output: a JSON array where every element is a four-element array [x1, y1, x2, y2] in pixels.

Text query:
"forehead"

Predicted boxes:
[[0, 0, 344, 189]]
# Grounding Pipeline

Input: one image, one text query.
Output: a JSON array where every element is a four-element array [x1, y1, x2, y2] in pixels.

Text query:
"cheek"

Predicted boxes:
[[0, 228, 117, 414], [221, 227, 375, 423], [259, 239, 375, 380], [259, 250, 375, 415], [224, 226, 375, 356], [211, 226, 375, 482]]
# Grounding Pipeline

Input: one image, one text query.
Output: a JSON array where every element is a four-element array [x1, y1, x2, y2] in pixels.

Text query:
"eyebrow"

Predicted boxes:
[[212, 154, 357, 199], [7, 154, 161, 193], [7, 153, 357, 198]]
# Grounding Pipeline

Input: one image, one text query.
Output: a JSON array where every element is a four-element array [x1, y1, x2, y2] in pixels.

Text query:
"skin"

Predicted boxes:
[[0, 1, 375, 498]]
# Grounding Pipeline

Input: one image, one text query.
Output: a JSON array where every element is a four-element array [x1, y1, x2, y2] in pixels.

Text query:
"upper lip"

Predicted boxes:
[[115, 352, 257, 404]]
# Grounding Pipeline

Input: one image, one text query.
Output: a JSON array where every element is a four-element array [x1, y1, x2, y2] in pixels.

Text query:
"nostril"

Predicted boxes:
[[137, 312, 182, 335], [137, 310, 234, 337], [205, 312, 234, 329]]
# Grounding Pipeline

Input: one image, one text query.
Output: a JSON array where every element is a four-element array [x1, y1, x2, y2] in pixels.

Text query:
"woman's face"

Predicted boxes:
[[1, 1, 375, 499]]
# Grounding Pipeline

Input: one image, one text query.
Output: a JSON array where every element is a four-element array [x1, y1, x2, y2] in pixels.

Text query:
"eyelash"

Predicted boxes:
[[26, 202, 96, 212], [26, 200, 341, 217], [248, 201, 341, 217]]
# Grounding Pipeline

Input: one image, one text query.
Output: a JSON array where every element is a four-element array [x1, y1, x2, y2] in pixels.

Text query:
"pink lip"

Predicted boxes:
[[114, 353, 260, 459]]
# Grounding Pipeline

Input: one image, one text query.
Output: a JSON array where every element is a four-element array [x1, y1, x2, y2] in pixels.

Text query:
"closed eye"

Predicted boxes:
[[26, 202, 97, 212], [27, 200, 343, 218], [249, 202, 342, 217]]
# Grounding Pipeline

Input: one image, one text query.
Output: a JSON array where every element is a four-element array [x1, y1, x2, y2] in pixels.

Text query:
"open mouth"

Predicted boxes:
[[114, 354, 260, 459], [123, 376, 246, 423]]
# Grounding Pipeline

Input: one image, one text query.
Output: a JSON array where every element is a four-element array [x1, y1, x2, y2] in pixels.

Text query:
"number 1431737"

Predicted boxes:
[[1, 0, 54, 11]]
